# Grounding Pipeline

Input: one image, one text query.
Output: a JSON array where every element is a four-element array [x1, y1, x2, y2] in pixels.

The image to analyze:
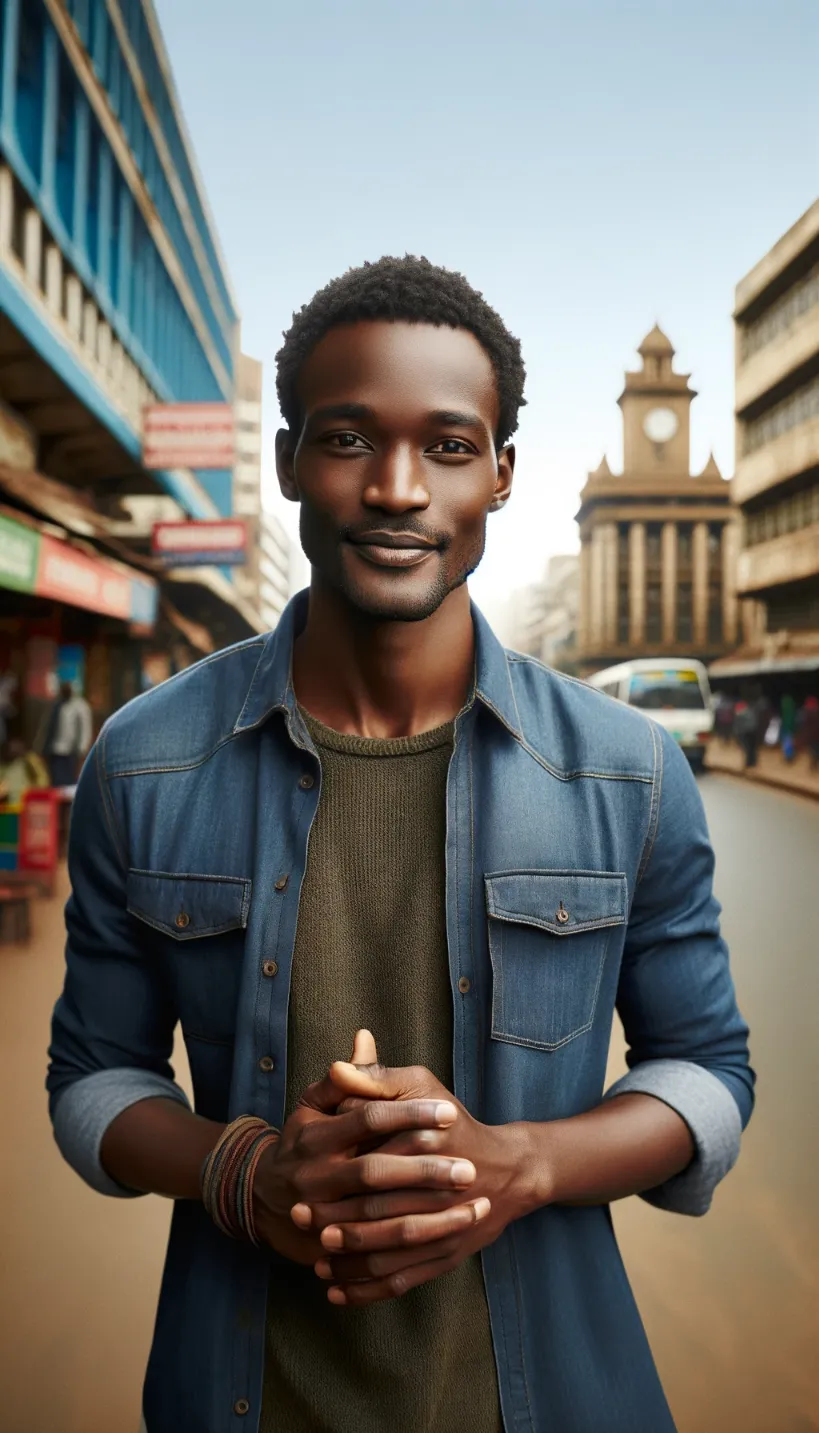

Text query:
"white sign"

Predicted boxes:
[[143, 403, 235, 471]]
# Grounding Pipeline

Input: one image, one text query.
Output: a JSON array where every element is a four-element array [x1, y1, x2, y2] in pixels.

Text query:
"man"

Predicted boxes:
[[45, 680, 92, 788], [48, 256, 753, 1433]]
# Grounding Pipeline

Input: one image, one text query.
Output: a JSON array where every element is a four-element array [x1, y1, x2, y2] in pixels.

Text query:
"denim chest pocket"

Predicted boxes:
[[485, 870, 627, 1051], [126, 870, 252, 941]]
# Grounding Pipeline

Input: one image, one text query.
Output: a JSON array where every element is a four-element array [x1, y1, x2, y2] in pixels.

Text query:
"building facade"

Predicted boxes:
[[714, 198, 819, 689], [232, 352, 290, 630], [576, 326, 738, 673], [506, 554, 579, 671], [0, 0, 262, 749]]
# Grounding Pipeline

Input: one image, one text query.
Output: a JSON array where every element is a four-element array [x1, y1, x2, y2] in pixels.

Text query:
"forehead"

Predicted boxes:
[[296, 321, 499, 427]]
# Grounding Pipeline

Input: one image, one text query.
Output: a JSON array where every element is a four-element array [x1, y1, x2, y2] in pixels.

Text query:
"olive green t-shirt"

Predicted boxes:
[[260, 711, 502, 1433]]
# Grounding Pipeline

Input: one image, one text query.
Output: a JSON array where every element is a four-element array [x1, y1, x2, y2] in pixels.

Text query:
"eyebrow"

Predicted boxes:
[[307, 403, 485, 430]]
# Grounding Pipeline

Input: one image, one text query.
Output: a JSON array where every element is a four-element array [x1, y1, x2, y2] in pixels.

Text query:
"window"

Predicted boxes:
[[743, 374, 819, 456], [740, 263, 819, 363], [677, 583, 693, 643], [645, 523, 663, 642], [14, 0, 46, 182], [616, 524, 629, 644]]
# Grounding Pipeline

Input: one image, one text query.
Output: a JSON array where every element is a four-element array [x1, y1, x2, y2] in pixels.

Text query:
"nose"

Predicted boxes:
[[362, 444, 430, 514]]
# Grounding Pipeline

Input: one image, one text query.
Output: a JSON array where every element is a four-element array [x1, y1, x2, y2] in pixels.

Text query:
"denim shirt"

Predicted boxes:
[[47, 594, 754, 1433]]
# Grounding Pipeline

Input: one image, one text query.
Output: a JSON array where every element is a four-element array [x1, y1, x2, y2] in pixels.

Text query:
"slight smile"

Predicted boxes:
[[346, 532, 441, 569]]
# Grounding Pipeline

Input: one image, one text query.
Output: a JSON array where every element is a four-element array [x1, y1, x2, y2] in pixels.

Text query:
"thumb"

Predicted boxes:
[[350, 1029, 378, 1065], [328, 1059, 403, 1101]]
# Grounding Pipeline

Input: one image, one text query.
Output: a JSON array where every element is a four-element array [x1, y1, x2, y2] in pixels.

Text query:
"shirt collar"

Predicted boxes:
[[233, 589, 522, 741]]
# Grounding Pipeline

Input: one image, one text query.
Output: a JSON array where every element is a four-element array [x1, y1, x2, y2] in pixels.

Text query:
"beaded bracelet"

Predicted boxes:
[[201, 1115, 280, 1245]]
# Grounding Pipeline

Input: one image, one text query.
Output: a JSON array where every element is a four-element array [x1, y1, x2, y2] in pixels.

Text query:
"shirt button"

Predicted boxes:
[[274, 875, 289, 891], [458, 976, 471, 994], [556, 904, 570, 925], [258, 1055, 275, 1073], [298, 774, 314, 791], [234, 1399, 250, 1416], [175, 912, 190, 929], [262, 960, 279, 978]]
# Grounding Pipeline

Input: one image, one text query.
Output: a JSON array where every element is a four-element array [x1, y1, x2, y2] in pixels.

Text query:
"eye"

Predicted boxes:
[[427, 438, 475, 456], [326, 432, 372, 450]]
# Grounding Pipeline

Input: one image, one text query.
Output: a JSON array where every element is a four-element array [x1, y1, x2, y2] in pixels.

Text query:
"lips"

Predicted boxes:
[[346, 532, 440, 569]]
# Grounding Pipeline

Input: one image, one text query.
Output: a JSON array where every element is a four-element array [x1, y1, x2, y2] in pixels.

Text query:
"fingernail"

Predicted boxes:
[[290, 1203, 312, 1228], [321, 1227, 344, 1250], [434, 1101, 458, 1124], [450, 1160, 476, 1184], [473, 1197, 491, 1220], [315, 1259, 333, 1279], [328, 1286, 347, 1305]]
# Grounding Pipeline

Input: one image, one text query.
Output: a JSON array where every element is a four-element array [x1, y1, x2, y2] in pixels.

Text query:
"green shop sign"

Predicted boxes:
[[0, 513, 40, 593]]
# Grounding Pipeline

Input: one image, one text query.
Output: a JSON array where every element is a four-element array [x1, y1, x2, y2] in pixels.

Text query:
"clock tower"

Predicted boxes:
[[575, 326, 739, 672], [619, 324, 695, 475]]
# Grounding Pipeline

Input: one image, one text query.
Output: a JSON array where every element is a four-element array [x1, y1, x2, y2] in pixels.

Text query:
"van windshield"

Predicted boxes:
[[627, 670, 706, 711]]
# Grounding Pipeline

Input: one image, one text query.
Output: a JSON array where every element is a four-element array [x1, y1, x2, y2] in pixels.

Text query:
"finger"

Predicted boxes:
[[317, 1231, 461, 1283], [350, 1029, 378, 1065], [328, 1060, 399, 1101], [372, 1129, 446, 1157], [326, 1253, 460, 1306], [319, 1196, 491, 1256], [299, 1153, 476, 1203], [293, 1099, 458, 1161], [292, 1188, 459, 1231]]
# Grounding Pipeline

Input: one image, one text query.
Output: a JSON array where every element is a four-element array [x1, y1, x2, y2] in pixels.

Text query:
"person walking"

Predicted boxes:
[[47, 256, 753, 1433], [780, 692, 797, 763], [797, 694, 819, 769], [733, 699, 759, 768], [44, 681, 92, 788]]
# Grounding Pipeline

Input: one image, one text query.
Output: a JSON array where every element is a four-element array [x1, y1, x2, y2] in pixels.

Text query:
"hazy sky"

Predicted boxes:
[[156, 0, 818, 620]]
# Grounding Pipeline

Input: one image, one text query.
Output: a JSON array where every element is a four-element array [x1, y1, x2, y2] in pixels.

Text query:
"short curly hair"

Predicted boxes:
[[275, 255, 526, 448]]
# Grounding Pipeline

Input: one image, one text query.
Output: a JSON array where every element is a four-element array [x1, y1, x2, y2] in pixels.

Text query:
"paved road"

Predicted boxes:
[[0, 774, 816, 1433]]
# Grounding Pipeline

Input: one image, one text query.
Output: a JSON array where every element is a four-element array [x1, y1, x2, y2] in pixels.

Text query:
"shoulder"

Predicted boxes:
[[99, 636, 269, 777], [505, 650, 660, 781]]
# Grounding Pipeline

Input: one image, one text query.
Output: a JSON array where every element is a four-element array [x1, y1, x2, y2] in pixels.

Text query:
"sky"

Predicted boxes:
[[155, 0, 818, 626]]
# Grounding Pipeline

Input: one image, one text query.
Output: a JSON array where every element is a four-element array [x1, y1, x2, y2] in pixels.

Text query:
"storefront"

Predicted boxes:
[[0, 506, 159, 750]]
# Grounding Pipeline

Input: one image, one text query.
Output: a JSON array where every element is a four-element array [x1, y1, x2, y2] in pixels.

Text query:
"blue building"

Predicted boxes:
[[0, 0, 262, 745], [0, 0, 242, 516]]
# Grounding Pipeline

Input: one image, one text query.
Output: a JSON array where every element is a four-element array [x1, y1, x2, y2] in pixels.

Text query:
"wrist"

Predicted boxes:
[[499, 1121, 555, 1218]]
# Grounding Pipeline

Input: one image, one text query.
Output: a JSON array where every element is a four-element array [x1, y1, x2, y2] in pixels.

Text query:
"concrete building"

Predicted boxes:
[[232, 352, 290, 630], [506, 554, 579, 670], [712, 198, 819, 689], [576, 326, 738, 673]]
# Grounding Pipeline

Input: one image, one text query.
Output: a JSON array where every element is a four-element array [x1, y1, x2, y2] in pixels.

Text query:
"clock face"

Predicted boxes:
[[643, 407, 679, 444]]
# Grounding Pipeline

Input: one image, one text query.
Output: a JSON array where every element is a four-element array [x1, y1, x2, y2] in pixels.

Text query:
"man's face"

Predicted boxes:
[[276, 321, 514, 622]]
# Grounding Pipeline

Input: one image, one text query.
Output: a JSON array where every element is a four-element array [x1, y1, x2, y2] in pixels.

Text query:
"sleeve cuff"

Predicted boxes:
[[51, 1068, 191, 1197], [604, 1058, 743, 1216]]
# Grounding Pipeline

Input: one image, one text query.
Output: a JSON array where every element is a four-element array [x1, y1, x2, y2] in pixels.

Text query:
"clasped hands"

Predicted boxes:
[[251, 1030, 539, 1306]]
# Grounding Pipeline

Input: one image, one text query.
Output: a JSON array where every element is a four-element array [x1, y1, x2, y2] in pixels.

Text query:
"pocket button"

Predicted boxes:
[[556, 903, 570, 925], [175, 912, 190, 929]]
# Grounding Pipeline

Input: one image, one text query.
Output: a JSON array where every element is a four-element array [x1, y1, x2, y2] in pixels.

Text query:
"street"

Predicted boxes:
[[0, 773, 816, 1433]]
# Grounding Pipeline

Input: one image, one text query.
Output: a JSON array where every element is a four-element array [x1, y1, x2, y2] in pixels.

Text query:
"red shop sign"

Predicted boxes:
[[36, 536, 132, 620], [20, 790, 59, 873]]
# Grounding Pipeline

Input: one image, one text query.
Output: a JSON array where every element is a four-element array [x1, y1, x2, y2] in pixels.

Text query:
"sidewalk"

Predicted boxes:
[[705, 739, 819, 800], [0, 867, 192, 1433]]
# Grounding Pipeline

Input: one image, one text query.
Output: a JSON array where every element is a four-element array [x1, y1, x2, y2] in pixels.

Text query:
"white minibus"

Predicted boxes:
[[587, 658, 713, 768]]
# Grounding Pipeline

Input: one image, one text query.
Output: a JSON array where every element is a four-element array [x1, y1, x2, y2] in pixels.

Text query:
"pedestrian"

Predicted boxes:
[[0, 738, 49, 804], [713, 691, 735, 743], [733, 699, 759, 768], [797, 694, 819, 769], [44, 681, 92, 788], [48, 256, 754, 1433], [780, 692, 797, 763]]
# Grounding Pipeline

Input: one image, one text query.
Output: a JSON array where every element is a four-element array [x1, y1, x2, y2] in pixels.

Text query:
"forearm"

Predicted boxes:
[[100, 1097, 224, 1201], [518, 1092, 695, 1212]]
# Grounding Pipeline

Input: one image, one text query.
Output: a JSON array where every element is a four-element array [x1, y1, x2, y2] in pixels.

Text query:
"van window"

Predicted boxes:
[[628, 670, 706, 711]]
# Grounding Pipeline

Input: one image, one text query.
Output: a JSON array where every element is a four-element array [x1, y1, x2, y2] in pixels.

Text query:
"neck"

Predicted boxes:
[[292, 577, 475, 738]]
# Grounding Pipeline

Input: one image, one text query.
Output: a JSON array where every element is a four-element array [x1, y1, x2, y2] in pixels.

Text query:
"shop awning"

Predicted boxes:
[[710, 641, 819, 678], [163, 564, 267, 642], [0, 503, 158, 628]]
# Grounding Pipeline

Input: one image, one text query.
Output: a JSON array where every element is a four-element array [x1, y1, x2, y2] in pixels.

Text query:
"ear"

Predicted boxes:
[[275, 428, 299, 503], [489, 443, 515, 513]]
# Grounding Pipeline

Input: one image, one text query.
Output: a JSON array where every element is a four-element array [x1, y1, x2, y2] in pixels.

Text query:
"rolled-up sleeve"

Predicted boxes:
[[47, 733, 190, 1196], [608, 728, 755, 1216]]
